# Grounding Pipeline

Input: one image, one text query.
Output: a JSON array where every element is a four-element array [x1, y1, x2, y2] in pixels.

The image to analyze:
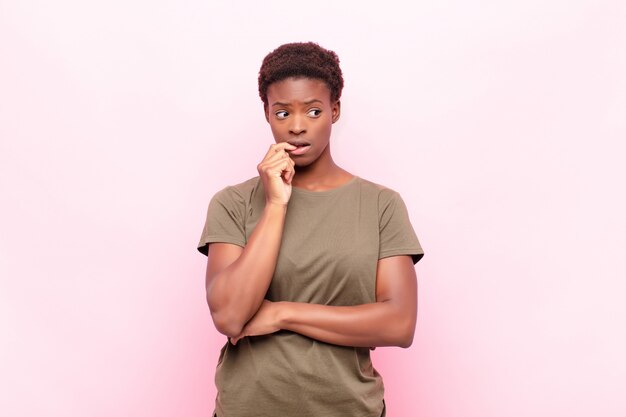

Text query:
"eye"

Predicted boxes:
[[307, 108, 322, 118], [275, 110, 289, 120]]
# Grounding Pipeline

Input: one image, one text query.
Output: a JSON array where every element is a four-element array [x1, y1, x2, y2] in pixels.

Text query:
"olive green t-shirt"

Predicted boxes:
[[197, 175, 424, 417]]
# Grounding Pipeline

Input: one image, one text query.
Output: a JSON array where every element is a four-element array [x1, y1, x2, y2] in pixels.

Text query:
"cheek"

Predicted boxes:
[[317, 119, 333, 139], [269, 122, 283, 138]]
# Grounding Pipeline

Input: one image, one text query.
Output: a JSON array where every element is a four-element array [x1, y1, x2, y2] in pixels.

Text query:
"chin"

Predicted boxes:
[[294, 156, 316, 168]]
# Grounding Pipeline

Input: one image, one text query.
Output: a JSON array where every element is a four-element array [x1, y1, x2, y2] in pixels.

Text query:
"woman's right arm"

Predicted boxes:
[[205, 142, 296, 338]]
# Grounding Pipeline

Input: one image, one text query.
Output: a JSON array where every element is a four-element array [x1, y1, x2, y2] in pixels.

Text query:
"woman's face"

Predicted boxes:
[[265, 77, 340, 166]]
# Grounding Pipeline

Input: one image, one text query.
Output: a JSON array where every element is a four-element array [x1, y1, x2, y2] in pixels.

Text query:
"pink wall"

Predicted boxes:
[[1, 1, 625, 416]]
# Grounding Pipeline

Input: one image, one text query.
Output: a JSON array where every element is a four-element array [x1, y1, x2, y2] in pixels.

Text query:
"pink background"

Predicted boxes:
[[1, 1, 625, 416]]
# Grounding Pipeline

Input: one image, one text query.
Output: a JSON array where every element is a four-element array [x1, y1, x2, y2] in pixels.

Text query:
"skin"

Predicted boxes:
[[205, 77, 418, 349], [264, 77, 353, 189]]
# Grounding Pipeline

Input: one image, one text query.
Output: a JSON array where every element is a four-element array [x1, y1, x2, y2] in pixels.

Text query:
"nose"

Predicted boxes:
[[289, 115, 307, 135]]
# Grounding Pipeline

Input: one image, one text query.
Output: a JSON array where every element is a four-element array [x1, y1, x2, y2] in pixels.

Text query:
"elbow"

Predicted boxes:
[[206, 294, 245, 338], [395, 318, 416, 349], [398, 332, 414, 348], [206, 286, 245, 337], [382, 322, 414, 348], [211, 309, 244, 338]]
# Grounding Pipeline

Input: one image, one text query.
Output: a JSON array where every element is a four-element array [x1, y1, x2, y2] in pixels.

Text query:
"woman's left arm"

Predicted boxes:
[[230, 255, 418, 348]]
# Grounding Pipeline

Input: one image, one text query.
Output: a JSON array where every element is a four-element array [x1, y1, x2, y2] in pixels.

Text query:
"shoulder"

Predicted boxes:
[[355, 176, 403, 205], [211, 175, 262, 203]]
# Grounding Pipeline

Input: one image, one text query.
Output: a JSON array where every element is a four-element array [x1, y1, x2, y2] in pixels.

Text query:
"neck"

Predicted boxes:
[[292, 143, 347, 187]]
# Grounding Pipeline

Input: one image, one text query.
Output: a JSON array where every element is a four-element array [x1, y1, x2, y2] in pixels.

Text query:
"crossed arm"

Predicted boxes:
[[205, 203, 418, 349]]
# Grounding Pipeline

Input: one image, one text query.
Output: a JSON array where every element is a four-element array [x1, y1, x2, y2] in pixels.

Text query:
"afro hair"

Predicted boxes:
[[258, 42, 344, 107]]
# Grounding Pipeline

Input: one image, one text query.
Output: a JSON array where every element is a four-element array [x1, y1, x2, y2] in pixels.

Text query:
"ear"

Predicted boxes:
[[331, 100, 341, 123], [264, 103, 270, 123]]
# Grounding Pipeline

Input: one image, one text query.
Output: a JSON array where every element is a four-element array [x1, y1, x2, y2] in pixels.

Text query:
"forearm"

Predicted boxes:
[[208, 203, 287, 336], [277, 300, 416, 348]]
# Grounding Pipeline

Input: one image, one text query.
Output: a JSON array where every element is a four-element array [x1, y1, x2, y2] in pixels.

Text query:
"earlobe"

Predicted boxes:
[[332, 100, 341, 123]]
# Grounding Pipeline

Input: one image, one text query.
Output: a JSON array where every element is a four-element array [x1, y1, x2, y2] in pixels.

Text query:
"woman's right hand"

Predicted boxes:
[[257, 142, 297, 206]]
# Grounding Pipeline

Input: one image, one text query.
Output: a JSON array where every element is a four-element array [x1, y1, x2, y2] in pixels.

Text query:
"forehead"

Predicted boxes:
[[267, 77, 331, 104]]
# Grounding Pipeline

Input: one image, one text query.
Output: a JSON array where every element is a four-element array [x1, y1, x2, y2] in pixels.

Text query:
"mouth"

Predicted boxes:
[[286, 140, 311, 156], [287, 140, 311, 147]]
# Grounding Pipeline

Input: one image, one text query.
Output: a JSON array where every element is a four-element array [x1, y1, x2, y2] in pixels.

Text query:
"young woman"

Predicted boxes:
[[198, 42, 424, 417]]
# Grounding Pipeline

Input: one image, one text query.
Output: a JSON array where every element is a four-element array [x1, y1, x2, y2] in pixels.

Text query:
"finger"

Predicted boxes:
[[263, 148, 290, 164], [265, 158, 294, 178], [259, 149, 289, 171], [279, 159, 295, 182], [262, 144, 280, 160], [259, 157, 290, 179], [263, 142, 297, 160], [275, 141, 298, 151], [285, 161, 295, 184], [288, 168, 296, 184]]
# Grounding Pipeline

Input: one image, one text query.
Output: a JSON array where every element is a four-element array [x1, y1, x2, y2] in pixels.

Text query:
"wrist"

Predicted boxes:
[[264, 201, 288, 211], [275, 301, 292, 329]]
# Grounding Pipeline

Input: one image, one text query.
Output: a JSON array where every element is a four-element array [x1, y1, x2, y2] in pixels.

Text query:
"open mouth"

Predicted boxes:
[[287, 141, 311, 156], [287, 140, 311, 148]]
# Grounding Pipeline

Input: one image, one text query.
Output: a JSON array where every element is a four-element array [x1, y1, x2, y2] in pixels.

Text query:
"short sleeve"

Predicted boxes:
[[378, 189, 424, 264], [197, 186, 247, 256]]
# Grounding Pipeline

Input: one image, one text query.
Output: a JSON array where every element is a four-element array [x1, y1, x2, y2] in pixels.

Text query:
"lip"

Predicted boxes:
[[288, 145, 311, 156], [287, 140, 311, 147]]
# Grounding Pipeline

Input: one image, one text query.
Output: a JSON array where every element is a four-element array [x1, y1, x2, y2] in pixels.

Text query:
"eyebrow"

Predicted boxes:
[[271, 99, 323, 107]]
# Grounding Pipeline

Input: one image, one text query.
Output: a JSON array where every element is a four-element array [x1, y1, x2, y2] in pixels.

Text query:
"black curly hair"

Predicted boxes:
[[258, 42, 344, 107]]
